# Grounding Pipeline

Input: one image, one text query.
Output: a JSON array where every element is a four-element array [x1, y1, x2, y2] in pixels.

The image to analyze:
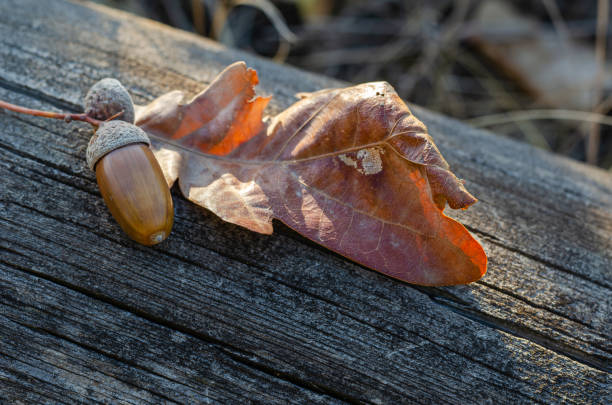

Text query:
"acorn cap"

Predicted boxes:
[[86, 121, 151, 170], [84, 78, 135, 124]]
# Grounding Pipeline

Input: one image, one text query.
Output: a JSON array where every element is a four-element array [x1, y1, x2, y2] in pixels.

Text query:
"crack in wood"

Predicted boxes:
[[469, 226, 611, 289], [428, 294, 610, 372]]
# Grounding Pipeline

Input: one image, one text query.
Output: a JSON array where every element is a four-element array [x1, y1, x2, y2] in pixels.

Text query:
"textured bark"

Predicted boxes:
[[0, 0, 609, 403]]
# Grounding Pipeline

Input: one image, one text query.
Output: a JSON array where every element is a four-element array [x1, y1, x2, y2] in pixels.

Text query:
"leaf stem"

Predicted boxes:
[[0, 99, 106, 127]]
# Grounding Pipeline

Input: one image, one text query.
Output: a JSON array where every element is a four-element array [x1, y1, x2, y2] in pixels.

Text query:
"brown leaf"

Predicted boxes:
[[136, 61, 270, 155], [136, 62, 487, 286]]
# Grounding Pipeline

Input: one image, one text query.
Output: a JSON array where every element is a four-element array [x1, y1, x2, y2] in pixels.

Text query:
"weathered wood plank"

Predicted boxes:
[[0, 0, 610, 403], [4, 0, 607, 367]]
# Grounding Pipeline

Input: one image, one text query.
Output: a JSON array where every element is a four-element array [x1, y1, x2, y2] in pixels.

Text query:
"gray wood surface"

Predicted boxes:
[[0, 0, 610, 403]]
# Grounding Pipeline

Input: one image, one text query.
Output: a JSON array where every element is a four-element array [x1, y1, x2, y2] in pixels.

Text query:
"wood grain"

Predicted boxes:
[[0, 0, 610, 403]]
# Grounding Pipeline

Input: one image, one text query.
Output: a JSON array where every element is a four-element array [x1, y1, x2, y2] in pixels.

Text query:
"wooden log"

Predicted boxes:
[[0, 0, 609, 403]]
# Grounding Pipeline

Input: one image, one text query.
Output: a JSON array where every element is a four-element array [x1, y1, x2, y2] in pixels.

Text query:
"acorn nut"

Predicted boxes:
[[84, 78, 136, 124], [87, 120, 173, 245]]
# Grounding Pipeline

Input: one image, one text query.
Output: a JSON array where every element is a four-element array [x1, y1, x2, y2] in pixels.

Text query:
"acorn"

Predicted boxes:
[[84, 78, 136, 124], [87, 120, 173, 245], [84, 78, 173, 245], [0, 77, 172, 244]]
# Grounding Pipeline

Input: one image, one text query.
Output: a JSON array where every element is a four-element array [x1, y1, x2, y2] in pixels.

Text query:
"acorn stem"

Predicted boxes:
[[0, 99, 118, 127]]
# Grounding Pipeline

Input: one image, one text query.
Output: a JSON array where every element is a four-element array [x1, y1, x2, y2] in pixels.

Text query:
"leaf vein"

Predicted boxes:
[[286, 169, 431, 239]]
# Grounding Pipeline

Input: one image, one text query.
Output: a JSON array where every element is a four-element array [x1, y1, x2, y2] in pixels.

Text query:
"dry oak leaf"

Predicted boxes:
[[136, 61, 487, 286]]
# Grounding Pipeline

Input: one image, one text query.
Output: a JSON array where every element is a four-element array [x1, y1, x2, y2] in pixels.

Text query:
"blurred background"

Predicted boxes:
[[88, 0, 612, 169]]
